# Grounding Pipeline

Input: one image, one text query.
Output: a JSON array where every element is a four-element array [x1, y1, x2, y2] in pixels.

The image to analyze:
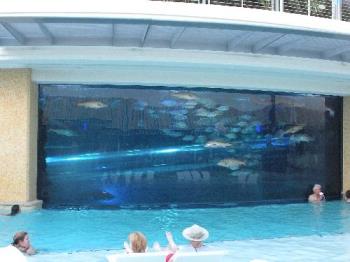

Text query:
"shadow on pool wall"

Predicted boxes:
[[37, 85, 342, 209]]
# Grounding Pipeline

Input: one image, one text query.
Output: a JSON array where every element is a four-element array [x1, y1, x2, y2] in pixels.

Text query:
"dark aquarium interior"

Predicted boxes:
[[38, 85, 342, 209]]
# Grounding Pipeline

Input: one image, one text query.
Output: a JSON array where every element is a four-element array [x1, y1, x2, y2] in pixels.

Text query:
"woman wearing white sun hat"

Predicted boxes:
[[166, 224, 210, 253]]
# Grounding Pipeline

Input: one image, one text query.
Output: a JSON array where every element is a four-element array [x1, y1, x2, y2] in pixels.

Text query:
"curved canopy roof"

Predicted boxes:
[[0, 0, 350, 62]]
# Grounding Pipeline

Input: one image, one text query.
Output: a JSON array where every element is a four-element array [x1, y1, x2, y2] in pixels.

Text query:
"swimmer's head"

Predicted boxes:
[[10, 205, 20, 216], [128, 232, 147, 253], [345, 190, 350, 200], [313, 184, 322, 194], [12, 232, 30, 249]]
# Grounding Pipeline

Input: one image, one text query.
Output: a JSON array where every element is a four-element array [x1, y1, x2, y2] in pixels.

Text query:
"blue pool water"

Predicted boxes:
[[1, 201, 350, 255]]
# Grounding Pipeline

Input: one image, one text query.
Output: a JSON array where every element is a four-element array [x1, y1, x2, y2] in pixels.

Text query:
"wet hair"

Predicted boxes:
[[313, 184, 321, 191], [345, 190, 350, 199], [10, 205, 20, 216], [12, 232, 27, 246], [128, 232, 147, 253]]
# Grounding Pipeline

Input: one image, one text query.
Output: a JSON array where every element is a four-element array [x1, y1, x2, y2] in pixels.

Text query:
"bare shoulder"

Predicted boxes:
[[308, 194, 316, 202]]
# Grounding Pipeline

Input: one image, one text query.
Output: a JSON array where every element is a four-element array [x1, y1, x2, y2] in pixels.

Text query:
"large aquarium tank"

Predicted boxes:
[[38, 85, 342, 208]]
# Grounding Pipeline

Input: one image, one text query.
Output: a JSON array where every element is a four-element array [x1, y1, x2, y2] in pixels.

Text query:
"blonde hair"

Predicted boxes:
[[128, 232, 147, 253]]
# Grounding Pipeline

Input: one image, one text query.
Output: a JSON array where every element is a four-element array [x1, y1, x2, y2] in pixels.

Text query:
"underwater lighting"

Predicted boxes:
[[46, 145, 204, 164], [46, 153, 102, 163]]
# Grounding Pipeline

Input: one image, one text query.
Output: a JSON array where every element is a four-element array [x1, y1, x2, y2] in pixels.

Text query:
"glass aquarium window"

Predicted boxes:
[[38, 85, 342, 208]]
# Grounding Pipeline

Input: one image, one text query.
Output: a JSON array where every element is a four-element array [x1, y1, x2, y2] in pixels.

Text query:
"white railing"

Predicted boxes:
[[151, 0, 350, 22]]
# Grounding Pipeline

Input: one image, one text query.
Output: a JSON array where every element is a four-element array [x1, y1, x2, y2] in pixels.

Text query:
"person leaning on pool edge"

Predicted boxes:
[[12, 231, 36, 256], [308, 184, 325, 203], [344, 190, 350, 203], [1, 205, 20, 216], [124, 232, 148, 253], [8, 205, 20, 216], [165, 224, 210, 262]]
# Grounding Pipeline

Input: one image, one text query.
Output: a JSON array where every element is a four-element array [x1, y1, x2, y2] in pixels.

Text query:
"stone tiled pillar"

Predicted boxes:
[[0, 69, 42, 211], [343, 97, 350, 195]]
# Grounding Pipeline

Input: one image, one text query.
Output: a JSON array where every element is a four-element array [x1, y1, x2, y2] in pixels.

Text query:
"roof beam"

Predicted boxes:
[[140, 24, 151, 47], [226, 33, 252, 51], [38, 23, 55, 44], [252, 34, 285, 53], [1, 22, 26, 45], [112, 24, 117, 45], [170, 27, 185, 48], [276, 38, 304, 55], [322, 46, 350, 59]]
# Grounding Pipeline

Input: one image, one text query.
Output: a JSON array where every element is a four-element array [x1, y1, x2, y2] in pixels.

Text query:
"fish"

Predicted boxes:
[[77, 101, 107, 109], [290, 134, 314, 144], [225, 133, 237, 140], [281, 125, 304, 136], [241, 127, 256, 135], [204, 127, 215, 133], [230, 127, 241, 133], [174, 114, 187, 121], [217, 105, 230, 112], [162, 129, 182, 137], [205, 140, 232, 148], [227, 148, 237, 154], [196, 108, 218, 118], [198, 98, 216, 109], [48, 129, 77, 137], [184, 101, 198, 109], [182, 135, 195, 141], [195, 135, 207, 144], [239, 115, 252, 121], [217, 158, 246, 170], [196, 108, 211, 117], [171, 92, 198, 100], [196, 118, 213, 126], [174, 122, 187, 129], [207, 112, 219, 118], [237, 121, 248, 127], [170, 109, 188, 116], [161, 99, 178, 107]]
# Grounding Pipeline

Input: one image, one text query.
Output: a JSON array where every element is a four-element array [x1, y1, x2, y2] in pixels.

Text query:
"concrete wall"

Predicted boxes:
[[343, 97, 350, 194], [0, 69, 41, 209]]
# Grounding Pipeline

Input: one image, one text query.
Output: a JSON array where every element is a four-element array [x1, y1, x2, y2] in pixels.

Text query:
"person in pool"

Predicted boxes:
[[308, 184, 325, 203], [124, 232, 162, 253], [165, 224, 211, 261], [344, 190, 350, 203], [124, 232, 147, 253], [12, 232, 36, 255], [8, 205, 20, 216]]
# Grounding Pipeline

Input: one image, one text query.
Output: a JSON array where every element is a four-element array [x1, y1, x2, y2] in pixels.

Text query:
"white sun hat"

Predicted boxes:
[[182, 224, 209, 242]]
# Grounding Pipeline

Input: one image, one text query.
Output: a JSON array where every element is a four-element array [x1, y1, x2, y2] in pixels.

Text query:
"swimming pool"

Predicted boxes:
[[1, 201, 350, 261]]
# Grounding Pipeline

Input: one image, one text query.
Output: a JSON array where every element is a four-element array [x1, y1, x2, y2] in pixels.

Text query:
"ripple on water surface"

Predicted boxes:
[[1, 201, 350, 253]]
